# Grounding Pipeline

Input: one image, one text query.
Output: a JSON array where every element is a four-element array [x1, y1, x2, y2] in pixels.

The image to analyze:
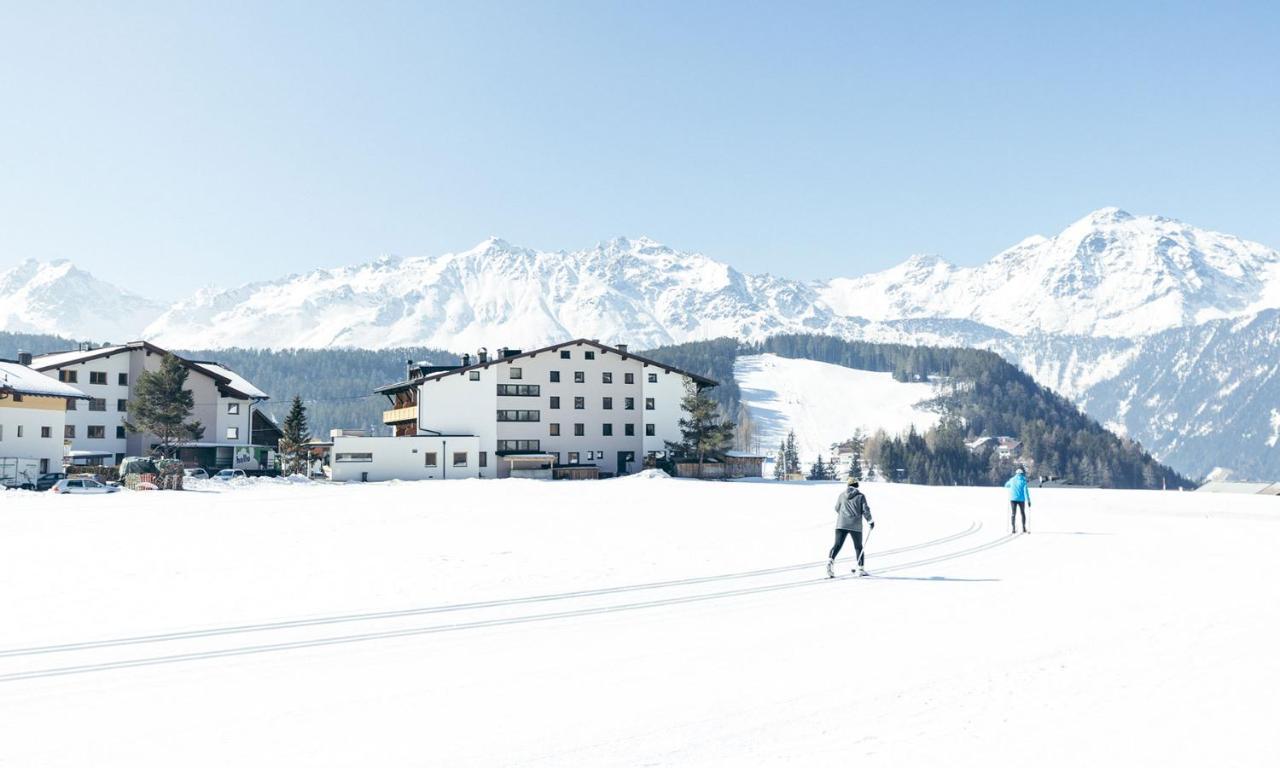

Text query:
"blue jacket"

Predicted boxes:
[[1005, 473, 1031, 503]]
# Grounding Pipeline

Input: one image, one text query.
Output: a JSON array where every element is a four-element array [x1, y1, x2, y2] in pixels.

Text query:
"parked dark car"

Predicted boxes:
[[36, 472, 67, 491]]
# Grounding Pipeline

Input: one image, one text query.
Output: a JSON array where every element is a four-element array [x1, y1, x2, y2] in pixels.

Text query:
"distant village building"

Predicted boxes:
[[29, 341, 280, 469], [966, 435, 1023, 460], [0, 356, 87, 487], [330, 339, 716, 482]]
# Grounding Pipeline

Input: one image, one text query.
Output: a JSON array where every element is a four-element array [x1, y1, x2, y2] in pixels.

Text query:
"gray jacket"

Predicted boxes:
[[834, 488, 873, 531]]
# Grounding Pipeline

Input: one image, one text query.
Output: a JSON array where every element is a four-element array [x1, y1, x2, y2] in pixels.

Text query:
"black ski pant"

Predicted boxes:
[[830, 528, 865, 566], [1010, 501, 1027, 532]]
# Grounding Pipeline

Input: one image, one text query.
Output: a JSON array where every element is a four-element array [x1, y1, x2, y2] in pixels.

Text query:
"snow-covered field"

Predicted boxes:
[[735, 353, 940, 465], [1, 477, 1278, 766]]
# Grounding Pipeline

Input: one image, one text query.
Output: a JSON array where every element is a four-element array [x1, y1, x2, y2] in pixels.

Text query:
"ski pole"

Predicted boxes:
[[860, 527, 872, 568]]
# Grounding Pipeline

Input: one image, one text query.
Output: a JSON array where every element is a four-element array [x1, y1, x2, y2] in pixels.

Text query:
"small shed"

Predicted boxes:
[[722, 451, 766, 478]]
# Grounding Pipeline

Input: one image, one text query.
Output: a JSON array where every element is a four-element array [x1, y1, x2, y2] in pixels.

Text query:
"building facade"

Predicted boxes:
[[0, 358, 87, 486], [30, 342, 277, 469], [361, 339, 715, 480]]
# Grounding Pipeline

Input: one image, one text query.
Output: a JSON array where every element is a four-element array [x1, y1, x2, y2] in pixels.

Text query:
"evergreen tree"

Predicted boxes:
[[783, 430, 801, 477], [278, 395, 311, 476], [773, 440, 786, 481], [124, 353, 204, 457], [667, 383, 735, 477]]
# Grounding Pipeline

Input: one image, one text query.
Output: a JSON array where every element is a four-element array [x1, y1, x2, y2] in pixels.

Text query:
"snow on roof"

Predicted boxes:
[[188, 362, 269, 399], [1196, 481, 1277, 494], [30, 344, 131, 369], [0, 361, 89, 399]]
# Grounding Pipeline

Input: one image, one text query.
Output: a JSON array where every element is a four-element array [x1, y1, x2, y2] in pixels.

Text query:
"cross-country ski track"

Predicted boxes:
[[0, 522, 1012, 683], [1, 476, 1278, 767]]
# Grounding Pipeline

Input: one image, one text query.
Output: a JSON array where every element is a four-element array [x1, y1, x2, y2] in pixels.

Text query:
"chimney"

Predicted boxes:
[[406, 359, 415, 379], [462, 353, 471, 366], [17, 351, 32, 366], [616, 343, 628, 354], [478, 347, 488, 364]]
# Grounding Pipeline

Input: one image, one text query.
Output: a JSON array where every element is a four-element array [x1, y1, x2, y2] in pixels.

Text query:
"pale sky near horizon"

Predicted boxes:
[[1, 1, 1277, 299]]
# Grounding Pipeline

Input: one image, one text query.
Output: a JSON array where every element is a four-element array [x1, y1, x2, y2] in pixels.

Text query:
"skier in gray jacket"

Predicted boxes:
[[828, 478, 875, 578]]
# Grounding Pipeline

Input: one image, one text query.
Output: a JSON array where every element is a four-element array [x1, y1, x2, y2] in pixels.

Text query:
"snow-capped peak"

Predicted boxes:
[[0, 259, 165, 342]]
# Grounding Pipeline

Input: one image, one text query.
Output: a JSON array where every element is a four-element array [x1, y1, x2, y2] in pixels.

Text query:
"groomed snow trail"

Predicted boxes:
[[0, 478, 1277, 767]]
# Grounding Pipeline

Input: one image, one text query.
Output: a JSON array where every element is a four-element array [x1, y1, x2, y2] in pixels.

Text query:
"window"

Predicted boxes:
[[602, 372, 612, 384], [496, 409, 540, 422], [116, 426, 126, 439], [509, 367, 522, 380], [469, 370, 481, 381], [585, 351, 595, 360], [479, 452, 487, 468], [560, 350, 571, 359], [567, 451, 579, 464], [574, 371, 585, 384], [453, 452, 468, 467], [89, 371, 107, 385], [336, 453, 374, 463], [117, 399, 128, 412], [624, 397, 635, 410], [624, 373, 634, 384], [12, 394, 21, 402], [59, 370, 78, 383], [226, 427, 240, 440], [574, 396, 584, 410], [550, 370, 561, 383], [549, 396, 560, 409], [16, 426, 22, 438], [603, 423, 613, 436], [66, 398, 77, 411], [549, 423, 560, 436], [497, 439, 540, 452], [645, 398, 656, 410], [648, 373, 658, 383], [65, 425, 76, 439], [574, 423, 585, 436], [625, 423, 635, 436], [227, 403, 240, 415], [118, 373, 128, 386], [87, 426, 105, 439], [496, 384, 541, 397], [41, 427, 52, 439], [89, 398, 106, 412], [602, 397, 613, 410], [645, 424, 656, 436], [424, 452, 438, 467]]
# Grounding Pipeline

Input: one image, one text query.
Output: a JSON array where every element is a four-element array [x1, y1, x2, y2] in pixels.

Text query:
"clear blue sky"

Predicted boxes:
[[1, 1, 1277, 298]]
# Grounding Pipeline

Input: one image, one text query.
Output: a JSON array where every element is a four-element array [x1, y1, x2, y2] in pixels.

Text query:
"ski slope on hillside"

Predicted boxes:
[[735, 353, 940, 466], [2, 477, 1276, 766]]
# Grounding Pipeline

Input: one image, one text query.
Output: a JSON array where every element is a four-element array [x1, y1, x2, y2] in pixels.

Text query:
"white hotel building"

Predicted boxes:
[[0, 359, 87, 486], [29, 341, 278, 469], [330, 339, 716, 481]]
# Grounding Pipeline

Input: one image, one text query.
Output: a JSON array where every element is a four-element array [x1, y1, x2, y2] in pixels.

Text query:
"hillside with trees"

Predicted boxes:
[[642, 335, 1192, 490]]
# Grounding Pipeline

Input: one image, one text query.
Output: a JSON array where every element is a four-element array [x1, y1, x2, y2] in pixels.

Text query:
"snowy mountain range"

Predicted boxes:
[[2, 208, 1278, 478], [0, 259, 165, 343]]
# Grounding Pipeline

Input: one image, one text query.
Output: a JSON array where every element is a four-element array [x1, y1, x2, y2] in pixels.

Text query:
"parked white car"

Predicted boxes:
[[50, 478, 121, 494], [212, 469, 247, 481], [184, 468, 210, 480]]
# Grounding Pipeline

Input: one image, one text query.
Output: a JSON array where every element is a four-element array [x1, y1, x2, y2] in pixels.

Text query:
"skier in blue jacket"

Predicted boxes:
[[1005, 467, 1031, 534]]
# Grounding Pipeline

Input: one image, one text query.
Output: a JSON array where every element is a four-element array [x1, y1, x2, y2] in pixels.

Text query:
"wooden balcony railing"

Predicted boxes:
[[382, 405, 418, 425]]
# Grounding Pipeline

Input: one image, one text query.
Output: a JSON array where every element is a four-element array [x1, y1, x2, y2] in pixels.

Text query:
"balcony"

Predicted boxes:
[[382, 405, 418, 425]]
